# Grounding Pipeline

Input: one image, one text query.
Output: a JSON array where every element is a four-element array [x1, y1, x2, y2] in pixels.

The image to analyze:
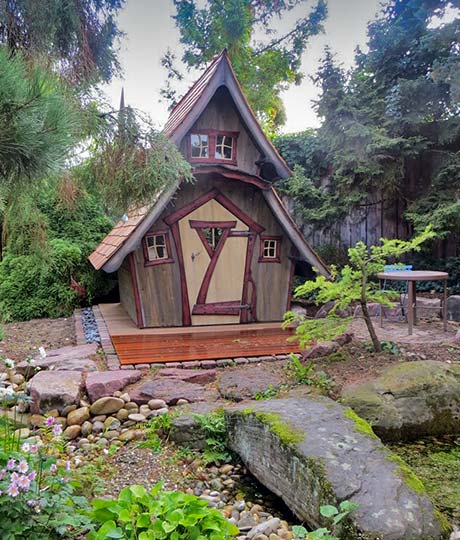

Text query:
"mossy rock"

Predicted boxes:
[[225, 396, 447, 540], [341, 361, 460, 441]]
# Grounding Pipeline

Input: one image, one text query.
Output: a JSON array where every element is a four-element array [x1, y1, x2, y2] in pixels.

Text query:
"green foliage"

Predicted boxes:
[[165, 0, 327, 133], [277, 2, 460, 242], [0, 47, 79, 189], [88, 483, 239, 540], [193, 410, 232, 466], [0, 424, 92, 539], [292, 500, 358, 540], [254, 384, 281, 400], [0, 0, 124, 85], [139, 413, 176, 454], [286, 354, 331, 392], [88, 108, 194, 216], [285, 226, 436, 352], [0, 183, 115, 321]]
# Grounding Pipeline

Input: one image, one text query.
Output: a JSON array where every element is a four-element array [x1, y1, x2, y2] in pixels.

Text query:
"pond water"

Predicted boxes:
[[389, 435, 460, 526]]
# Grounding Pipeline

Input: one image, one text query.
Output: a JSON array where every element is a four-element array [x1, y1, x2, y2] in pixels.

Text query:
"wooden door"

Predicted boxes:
[[165, 189, 264, 326]]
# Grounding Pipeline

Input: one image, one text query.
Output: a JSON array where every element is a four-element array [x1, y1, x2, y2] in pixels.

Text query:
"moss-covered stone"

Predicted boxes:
[[343, 408, 379, 439], [253, 411, 304, 445], [386, 454, 426, 494], [341, 361, 460, 441]]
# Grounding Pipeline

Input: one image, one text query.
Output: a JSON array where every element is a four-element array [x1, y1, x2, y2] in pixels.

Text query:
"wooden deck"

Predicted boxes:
[[99, 303, 301, 364]]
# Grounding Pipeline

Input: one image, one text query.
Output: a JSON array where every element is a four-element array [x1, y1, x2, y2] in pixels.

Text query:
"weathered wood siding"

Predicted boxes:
[[118, 259, 137, 324], [180, 86, 261, 176], [122, 176, 293, 327]]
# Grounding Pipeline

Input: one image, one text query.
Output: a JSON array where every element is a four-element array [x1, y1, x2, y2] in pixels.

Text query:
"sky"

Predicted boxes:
[[103, 0, 384, 133]]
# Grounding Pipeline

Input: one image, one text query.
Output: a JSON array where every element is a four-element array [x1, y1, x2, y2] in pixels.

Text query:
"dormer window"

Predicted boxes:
[[191, 134, 209, 158], [189, 130, 238, 164]]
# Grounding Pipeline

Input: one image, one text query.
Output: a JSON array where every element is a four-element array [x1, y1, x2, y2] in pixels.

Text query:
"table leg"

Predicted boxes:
[[379, 279, 383, 328], [407, 281, 414, 335], [443, 279, 448, 332], [413, 283, 417, 326]]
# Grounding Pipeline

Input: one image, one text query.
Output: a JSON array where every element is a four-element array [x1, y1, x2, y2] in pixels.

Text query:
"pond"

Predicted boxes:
[[389, 435, 460, 527]]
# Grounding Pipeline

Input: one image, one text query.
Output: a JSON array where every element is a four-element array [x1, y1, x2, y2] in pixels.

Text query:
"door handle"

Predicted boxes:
[[191, 251, 201, 262]]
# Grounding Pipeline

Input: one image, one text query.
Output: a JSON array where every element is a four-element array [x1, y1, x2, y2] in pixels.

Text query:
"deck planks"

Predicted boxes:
[[99, 303, 301, 364]]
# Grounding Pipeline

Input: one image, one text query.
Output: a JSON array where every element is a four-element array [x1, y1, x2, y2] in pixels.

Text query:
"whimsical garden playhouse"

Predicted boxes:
[[89, 51, 328, 364]]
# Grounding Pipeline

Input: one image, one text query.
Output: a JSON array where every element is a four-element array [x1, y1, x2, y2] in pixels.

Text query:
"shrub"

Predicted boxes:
[[0, 417, 92, 539], [88, 483, 239, 540], [0, 188, 116, 322]]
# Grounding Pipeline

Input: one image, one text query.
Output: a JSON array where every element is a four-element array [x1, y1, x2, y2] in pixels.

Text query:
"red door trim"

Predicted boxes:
[[195, 227, 232, 305], [164, 189, 220, 225], [189, 220, 236, 258]]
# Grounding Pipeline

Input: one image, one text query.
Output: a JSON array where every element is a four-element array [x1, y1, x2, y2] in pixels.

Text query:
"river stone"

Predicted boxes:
[[225, 397, 445, 540], [67, 406, 90, 426], [341, 360, 460, 441], [64, 425, 81, 440], [17, 343, 99, 376], [90, 396, 125, 415], [85, 370, 142, 402], [29, 370, 83, 414], [218, 366, 283, 401]]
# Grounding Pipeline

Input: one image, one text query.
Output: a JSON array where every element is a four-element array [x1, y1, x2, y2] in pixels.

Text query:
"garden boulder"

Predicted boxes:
[[225, 397, 447, 540], [29, 370, 84, 414], [341, 360, 460, 441]]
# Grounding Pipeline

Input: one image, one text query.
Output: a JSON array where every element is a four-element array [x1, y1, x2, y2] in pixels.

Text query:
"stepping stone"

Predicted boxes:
[[218, 365, 283, 401], [86, 370, 142, 402], [30, 371, 83, 414], [17, 343, 99, 376], [130, 378, 210, 405], [155, 368, 217, 385]]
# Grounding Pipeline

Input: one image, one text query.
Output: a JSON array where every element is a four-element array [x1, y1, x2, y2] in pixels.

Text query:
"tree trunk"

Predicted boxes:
[[360, 300, 382, 352], [361, 271, 382, 353]]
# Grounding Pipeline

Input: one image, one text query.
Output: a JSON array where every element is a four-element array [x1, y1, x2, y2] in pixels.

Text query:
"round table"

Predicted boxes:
[[376, 271, 449, 335]]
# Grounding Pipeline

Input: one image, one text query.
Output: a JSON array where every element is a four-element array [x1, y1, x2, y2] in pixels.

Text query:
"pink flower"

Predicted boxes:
[[18, 460, 28, 474], [28, 470, 37, 481], [52, 424, 62, 436], [17, 475, 30, 491], [30, 445, 38, 454], [49, 464, 57, 473], [65, 461, 71, 472], [7, 483, 19, 497], [10, 472, 19, 483], [6, 459, 15, 470], [45, 416, 55, 427], [0, 469, 6, 480]]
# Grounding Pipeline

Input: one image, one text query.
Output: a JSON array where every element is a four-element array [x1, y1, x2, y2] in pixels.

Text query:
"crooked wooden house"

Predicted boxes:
[[89, 51, 328, 364]]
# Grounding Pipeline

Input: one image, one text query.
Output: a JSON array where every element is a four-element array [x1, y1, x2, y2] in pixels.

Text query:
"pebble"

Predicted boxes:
[[148, 399, 167, 410], [128, 413, 146, 423]]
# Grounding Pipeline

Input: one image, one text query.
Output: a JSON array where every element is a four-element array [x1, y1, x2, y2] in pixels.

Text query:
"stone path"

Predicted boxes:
[[350, 318, 458, 344]]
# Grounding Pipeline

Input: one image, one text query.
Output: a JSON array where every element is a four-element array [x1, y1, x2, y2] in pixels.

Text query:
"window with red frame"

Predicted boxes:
[[143, 231, 174, 266], [259, 235, 282, 263], [189, 131, 238, 164]]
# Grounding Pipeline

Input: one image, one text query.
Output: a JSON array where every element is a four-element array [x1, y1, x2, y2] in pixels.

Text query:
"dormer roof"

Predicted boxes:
[[164, 50, 291, 179]]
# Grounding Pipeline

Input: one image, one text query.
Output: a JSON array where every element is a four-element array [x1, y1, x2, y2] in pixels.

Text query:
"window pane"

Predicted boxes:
[[146, 234, 168, 260], [215, 134, 233, 160], [191, 134, 208, 158]]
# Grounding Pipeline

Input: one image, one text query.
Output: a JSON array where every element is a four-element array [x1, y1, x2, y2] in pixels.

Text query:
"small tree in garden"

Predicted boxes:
[[284, 225, 436, 353]]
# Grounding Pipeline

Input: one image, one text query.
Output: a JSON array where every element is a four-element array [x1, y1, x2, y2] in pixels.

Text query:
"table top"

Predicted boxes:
[[377, 270, 448, 282]]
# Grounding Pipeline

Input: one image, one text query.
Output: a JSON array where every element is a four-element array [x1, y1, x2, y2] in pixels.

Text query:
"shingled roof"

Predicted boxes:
[[89, 51, 328, 277]]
